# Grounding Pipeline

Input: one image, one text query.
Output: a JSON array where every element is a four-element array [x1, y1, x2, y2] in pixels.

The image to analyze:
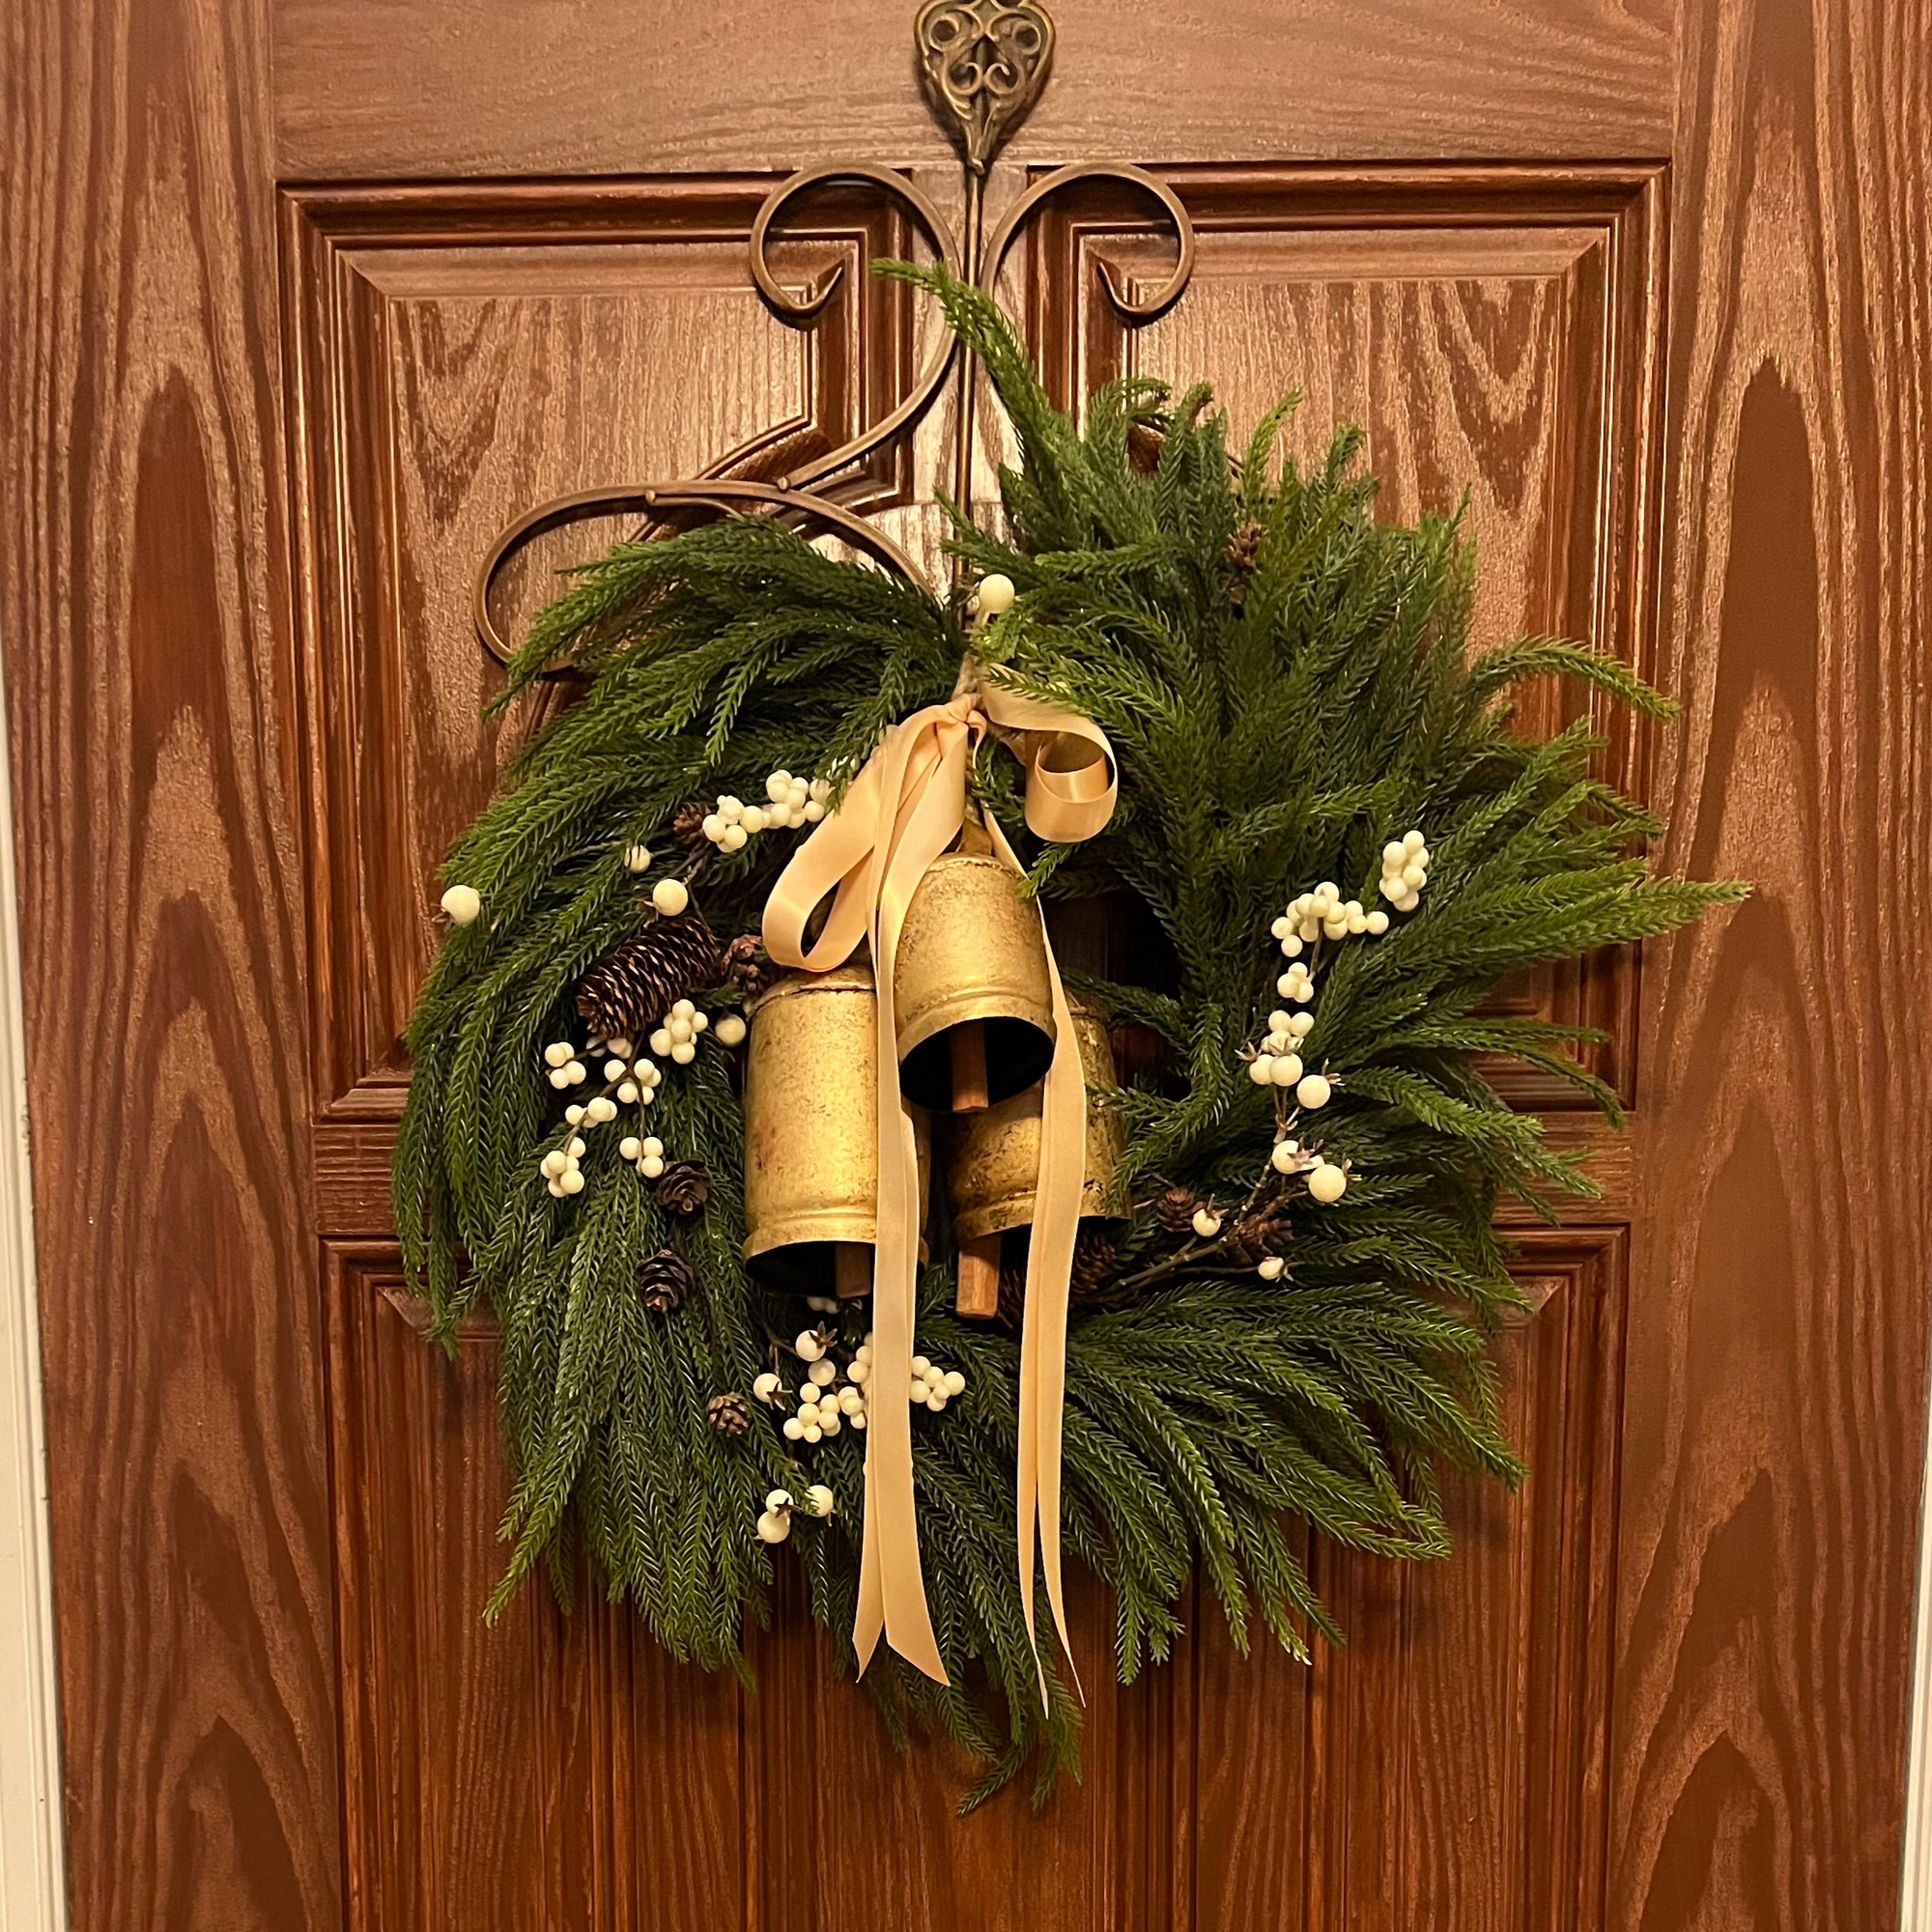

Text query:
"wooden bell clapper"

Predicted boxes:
[[948, 811, 1009, 1318]]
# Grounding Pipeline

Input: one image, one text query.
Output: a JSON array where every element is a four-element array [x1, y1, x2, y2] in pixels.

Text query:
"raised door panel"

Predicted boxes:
[[283, 183, 918, 1119], [325, 1234, 1623, 1930], [1196, 1230, 1627, 1932], [1026, 165, 1666, 1109]]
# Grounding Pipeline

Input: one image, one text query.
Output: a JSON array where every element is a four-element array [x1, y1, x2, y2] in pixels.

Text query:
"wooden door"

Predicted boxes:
[[4, 1, 1927, 1927]]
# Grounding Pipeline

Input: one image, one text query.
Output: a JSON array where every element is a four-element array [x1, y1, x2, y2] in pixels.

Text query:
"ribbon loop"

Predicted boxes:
[[761, 677, 1116, 1697]]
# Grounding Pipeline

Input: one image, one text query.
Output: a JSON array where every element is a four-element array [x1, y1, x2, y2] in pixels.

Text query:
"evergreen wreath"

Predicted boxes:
[[394, 265, 1744, 1805]]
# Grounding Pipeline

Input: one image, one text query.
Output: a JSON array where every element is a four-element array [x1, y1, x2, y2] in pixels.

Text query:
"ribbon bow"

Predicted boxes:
[[762, 677, 1116, 1692]]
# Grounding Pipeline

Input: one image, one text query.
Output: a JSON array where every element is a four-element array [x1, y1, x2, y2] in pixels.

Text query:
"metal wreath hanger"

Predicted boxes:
[[470, 0, 1198, 665]]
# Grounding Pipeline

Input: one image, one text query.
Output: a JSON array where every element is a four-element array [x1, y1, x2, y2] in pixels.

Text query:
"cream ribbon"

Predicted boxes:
[[761, 677, 1116, 1693]]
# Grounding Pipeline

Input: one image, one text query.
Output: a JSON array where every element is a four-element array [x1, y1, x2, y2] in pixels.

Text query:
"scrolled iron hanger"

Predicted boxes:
[[471, 0, 1197, 668]]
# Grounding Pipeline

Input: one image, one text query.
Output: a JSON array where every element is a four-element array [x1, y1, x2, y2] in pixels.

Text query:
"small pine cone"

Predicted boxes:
[[1227, 518, 1264, 570], [997, 1223, 1118, 1327], [996, 1257, 1028, 1332], [1069, 1223, 1117, 1297], [671, 799, 713, 851], [637, 1248, 695, 1314], [1229, 1213, 1276, 1264], [721, 932, 770, 1001], [1156, 1185, 1200, 1234], [655, 1161, 711, 1216], [576, 911, 723, 1040], [706, 1391, 751, 1435]]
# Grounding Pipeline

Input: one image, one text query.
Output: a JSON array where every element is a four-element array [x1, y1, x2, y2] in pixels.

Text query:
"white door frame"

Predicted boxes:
[[0, 624, 67, 1931]]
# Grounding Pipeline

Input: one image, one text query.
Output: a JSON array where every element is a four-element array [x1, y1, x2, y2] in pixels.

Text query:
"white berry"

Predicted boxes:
[[623, 843, 652, 873], [809, 1358, 836, 1386], [541, 1151, 567, 1179], [715, 1013, 747, 1046], [795, 1331, 824, 1363], [781, 1416, 804, 1440], [942, 1370, 965, 1396], [753, 1372, 781, 1404], [564, 1103, 584, 1124], [651, 878, 690, 917], [1270, 1139, 1300, 1174], [755, 1510, 791, 1545], [619, 1136, 641, 1161], [440, 884, 482, 925], [1268, 1054, 1303, 1088], [805, 1483, 835, 1517], [1307, 1162, 1349, 1204], [1248, 1055, 1275, 1086], [1295, 1073, 1332, 1111], [1191, 1208, 1222, 1238], [604, 1058, 626, 1081], [1257, 1256, 1287, 1280], [976, 572, 1016, 616], [559, 1169, 585, 1196], [544, 1041, 572, 1068], [671, 1041, 696, 1065]]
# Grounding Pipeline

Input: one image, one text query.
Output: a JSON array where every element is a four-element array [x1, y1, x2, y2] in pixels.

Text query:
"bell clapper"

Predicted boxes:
[[834, 1242, 873, 1300], [949, 1021, 991, 1113], [955, 1233, 1002, 1319]]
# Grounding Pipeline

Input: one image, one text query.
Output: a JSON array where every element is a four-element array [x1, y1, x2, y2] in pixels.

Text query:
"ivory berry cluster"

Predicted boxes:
[[699, 771, 832, 850]]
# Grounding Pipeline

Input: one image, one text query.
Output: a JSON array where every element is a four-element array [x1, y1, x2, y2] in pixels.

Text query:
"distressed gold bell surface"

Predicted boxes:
[[741, 963, 929, 1293], [895, 850, 1056, 1111], [945, 997, 1125, 1242]]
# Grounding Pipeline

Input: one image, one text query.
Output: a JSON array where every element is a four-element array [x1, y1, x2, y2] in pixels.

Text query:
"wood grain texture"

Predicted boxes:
[[1196, 1230, 1628, 1932], [1029, 165, 1666, 1112], [1613, 0, 1932, 1926], [270, 0, 1672, 180], [283, 181, 923, 1116], [325, 1250, 746, 1929], [0, 0, 340, 1926]]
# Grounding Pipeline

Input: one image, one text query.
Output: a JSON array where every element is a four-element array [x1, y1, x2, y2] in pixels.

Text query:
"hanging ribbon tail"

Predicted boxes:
[[764, 699, 980, 1687], [979, 685, 1114, 1712], [760, 679, 1116, 1702]]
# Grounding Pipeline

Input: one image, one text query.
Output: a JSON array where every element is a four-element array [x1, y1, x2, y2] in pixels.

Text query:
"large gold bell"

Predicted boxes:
[[945, 998, 1125, 1316], [895, 851, 1056, 1113], [741, 964, 929, 1297]]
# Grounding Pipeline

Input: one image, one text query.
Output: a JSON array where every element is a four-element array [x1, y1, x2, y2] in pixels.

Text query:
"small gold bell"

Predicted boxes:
[[895, 850, 1056, 1114], [945, 997, 1125, 1317], [741, 963, 929, 1297]]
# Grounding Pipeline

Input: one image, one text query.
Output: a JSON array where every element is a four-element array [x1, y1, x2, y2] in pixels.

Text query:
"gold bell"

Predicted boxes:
[[945, 997, 1125, 1318], [895, 849, 1056, 1114], [741, 963, 929, 1298]]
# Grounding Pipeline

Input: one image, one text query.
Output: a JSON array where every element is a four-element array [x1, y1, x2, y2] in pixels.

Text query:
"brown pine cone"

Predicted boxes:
[[1070, 1223, 1118, 1296], [1227, 517, 1265, 571], [996, 1222, 1119, 1328], [721, 932, 770, 1001], [1229, 1213, 1278, 1263], [1226, 519, 1265, 605], [576, 911, 723, 1040], [1156, 1185, 1200, 1234], [655, 1161, 711, 1216], [706, 1391, 750, 1435], [996, 1256, 1028, 1332], [670, 799, 713, 851], [637, 1248, 694, 1313]]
